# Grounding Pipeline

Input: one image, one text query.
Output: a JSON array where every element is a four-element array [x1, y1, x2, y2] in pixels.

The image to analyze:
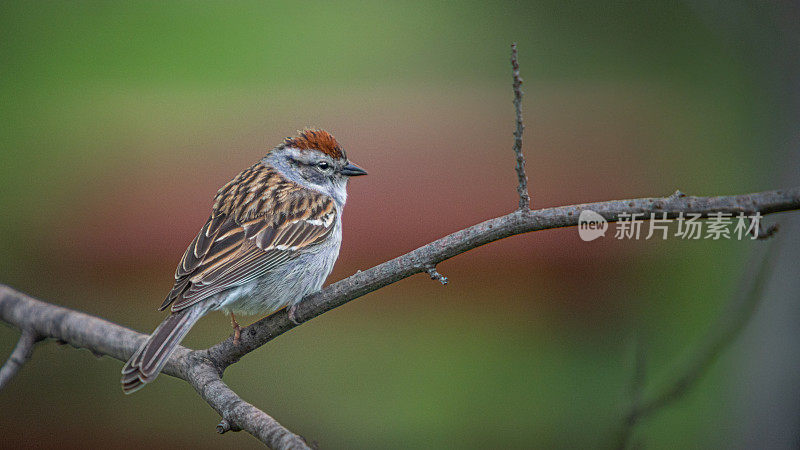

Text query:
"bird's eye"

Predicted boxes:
[[316, 161, 331, 171]]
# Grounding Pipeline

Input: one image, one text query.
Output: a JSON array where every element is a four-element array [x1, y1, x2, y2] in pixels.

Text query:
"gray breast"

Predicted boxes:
[[215, 218, 343, 316]]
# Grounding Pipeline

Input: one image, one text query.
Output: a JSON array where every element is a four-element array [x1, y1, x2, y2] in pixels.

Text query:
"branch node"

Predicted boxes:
[[216, 418, 242, 434], [756, 222, 779, 240], [511, 42, 530, 210], [426, 265, 448, 285], [670, 189, 687, 199]]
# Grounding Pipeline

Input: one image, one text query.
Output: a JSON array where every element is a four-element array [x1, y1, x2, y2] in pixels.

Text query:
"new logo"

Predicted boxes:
[[578, 210, 607, 241]]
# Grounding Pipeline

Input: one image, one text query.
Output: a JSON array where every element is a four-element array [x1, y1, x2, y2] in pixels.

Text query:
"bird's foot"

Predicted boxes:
[[288, 304, 301, 325], [230, 313, 242, 345]]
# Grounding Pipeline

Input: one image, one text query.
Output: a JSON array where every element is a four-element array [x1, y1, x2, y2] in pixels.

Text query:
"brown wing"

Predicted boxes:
[[159, 163, 337, 312]]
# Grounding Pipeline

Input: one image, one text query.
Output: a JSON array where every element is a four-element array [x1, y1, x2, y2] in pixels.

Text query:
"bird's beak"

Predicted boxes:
[[341, 162, 367, 177]]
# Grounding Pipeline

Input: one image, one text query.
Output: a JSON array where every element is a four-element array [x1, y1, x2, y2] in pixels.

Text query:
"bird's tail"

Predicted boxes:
[[121, 306, 207, 394]]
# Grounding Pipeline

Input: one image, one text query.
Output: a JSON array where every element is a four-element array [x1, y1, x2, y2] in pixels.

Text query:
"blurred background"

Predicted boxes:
[[1, 1, 799, 448]]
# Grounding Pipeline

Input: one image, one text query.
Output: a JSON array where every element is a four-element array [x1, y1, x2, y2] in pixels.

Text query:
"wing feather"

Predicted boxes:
[[159, 164, 337, 313]]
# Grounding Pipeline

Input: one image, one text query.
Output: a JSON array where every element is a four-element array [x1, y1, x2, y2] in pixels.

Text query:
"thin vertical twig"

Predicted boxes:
[[511, 42, 530, 209]]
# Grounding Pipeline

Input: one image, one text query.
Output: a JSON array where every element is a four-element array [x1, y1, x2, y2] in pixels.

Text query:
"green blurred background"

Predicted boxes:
[[2, 1, 799, 448]]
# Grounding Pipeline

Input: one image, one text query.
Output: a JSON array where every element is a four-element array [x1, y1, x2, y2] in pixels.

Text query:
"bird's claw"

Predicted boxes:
[[230, 313, 242, 345], [288, 304, 301, 325]]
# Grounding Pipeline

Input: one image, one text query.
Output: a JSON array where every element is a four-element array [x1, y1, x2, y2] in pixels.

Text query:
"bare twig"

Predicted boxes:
[[217, 418, 241, 434], [206, 186, 800, 370], [205, 187, 798, 446], [426, 265, 448, 285], [620, 238, 778, 443], [184, 354, 310, 448], [0, 328, 40, 390], [511, 42, 530, 209]]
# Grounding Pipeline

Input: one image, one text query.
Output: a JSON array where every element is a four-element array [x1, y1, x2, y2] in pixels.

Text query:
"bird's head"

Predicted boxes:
[[265, 129, 366, 205]]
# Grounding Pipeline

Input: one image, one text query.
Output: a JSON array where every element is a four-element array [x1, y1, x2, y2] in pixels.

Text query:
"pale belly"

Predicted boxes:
[[211, 238, 341, 316]]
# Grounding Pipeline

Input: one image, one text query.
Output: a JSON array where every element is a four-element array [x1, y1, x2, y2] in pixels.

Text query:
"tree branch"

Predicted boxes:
[[511, 42, 530, 209], [204, 186, 800, 370], [0, 287, 309, 449], [0, 328, 40, 390], [183, 355, 310, 448]]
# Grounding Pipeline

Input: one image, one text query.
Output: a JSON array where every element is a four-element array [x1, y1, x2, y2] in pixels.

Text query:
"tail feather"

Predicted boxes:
[[121, 306, 206, 394]]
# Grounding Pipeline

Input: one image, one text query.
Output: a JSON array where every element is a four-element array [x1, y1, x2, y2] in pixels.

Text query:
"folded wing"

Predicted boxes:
[[159, 167, 337, 312]]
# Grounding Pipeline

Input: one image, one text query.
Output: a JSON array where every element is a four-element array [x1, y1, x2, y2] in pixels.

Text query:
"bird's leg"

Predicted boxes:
[[230, 313, 242, 344], [288, 303, 301, 325]]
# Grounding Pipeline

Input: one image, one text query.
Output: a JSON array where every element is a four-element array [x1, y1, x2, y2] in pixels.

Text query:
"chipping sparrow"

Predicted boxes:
[[121, 129, 366, 394]]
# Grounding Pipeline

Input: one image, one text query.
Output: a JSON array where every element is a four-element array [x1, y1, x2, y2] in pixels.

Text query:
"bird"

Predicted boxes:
[[121, 129, 366, 394]]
